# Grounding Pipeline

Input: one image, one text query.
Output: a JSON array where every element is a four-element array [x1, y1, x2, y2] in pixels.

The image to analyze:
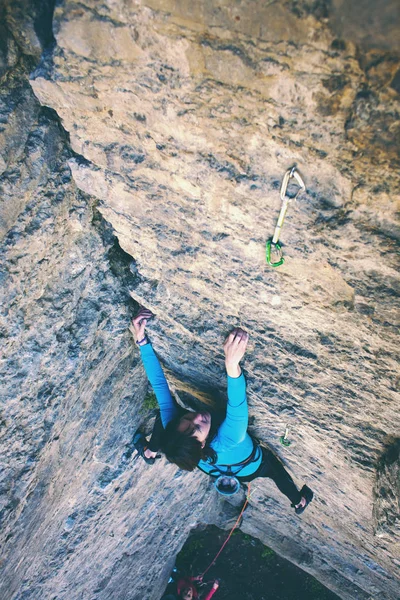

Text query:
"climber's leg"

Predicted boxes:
[[241, 447, 313, 512], [133, 412, 163, 464], [146, 412, 164, 456], [259, 447, 302, 505]]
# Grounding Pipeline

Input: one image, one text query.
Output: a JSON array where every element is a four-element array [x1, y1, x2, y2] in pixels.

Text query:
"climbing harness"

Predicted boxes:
[[198, 438, 261, 496], [197, 483, 252, 581], [279, 425, 291, 447], [266, 166, 306, 267]]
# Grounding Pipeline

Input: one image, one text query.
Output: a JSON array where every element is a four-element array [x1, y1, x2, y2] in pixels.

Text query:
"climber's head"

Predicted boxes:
[[161, 411, 216, 471], [176, 577, 198, 600], [176, 410, 211, 444], [181, 587, 194, 600]]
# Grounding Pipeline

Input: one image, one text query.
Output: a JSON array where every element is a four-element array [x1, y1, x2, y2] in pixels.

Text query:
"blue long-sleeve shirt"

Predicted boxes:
[[139, 343, 262, 477]]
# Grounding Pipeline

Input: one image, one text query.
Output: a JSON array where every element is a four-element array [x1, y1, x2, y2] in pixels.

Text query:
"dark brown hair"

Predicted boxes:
[[161, 413, 217, 471]]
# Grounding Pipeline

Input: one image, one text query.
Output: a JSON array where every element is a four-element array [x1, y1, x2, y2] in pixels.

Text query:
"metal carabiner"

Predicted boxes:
[[279, 426, 291, 447], [266, 166, 306, 267]]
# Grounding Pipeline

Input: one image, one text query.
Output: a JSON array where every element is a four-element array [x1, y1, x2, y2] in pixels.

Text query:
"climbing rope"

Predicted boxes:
[[197, 483, 252, 581]]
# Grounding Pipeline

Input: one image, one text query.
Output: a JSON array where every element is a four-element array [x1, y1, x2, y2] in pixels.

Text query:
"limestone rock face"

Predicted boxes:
[[1, 1, 399, 599]]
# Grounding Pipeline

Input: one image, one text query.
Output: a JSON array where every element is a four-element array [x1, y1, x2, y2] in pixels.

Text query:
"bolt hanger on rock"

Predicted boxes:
[[266, 166, 306, 267]]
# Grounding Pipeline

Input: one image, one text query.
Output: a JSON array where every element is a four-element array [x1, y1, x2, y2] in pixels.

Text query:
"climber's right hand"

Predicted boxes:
[[131, 307, 153, 345], [224, 328, 249, 377]]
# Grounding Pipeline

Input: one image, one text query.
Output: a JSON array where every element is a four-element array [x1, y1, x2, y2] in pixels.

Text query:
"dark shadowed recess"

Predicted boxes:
[[0, 0, 56, 54], [0, 0, 56, 79], [373, 438, 400, 536], [31, 0, 56, 50], [162, 525, 341, 600], [330, 0, 400, 53]]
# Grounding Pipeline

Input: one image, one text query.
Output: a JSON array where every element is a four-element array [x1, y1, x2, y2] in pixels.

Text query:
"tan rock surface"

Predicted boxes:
[[1, 1, 399, 599]]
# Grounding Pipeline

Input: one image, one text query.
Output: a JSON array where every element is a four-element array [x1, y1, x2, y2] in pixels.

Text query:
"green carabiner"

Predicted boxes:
[[279, 426, 291, 447], [266, 166, 305, 267], [266, 239, 284, 267], [279, 436, 291, 447]]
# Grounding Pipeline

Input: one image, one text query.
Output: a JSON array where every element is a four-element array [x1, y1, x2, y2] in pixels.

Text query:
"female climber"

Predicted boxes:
[[131, 307, 313, 514]]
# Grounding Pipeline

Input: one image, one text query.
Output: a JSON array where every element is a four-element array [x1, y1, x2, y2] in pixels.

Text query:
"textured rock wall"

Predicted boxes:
[[0, 3, 215, 599], [1, 1, 399, 599]]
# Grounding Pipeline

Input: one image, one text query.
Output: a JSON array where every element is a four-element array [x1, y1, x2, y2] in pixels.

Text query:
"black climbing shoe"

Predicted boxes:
[[294, 485, 314, 515], [133, 432, 159, 465]]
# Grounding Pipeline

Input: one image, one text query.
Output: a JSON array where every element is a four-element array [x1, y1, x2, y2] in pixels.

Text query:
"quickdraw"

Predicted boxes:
[[279, 425, 291, 447], [266, 166, 306, 267]]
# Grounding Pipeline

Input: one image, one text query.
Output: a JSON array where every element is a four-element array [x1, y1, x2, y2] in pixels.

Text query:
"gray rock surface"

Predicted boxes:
[[0, 1, 399, 599]]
